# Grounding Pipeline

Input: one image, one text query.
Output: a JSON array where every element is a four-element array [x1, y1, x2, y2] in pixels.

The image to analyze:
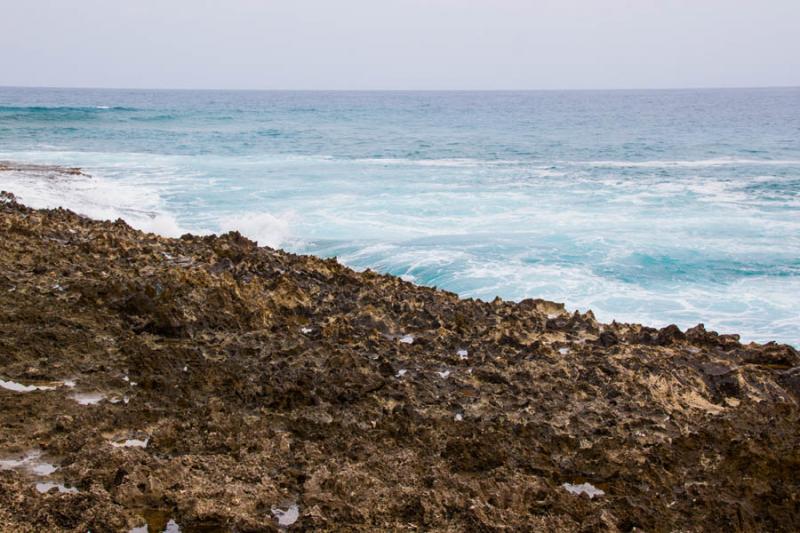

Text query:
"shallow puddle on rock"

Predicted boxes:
[[30, 461, 58, 476], [0, 452, 34, 470], [70, 392, 106, 405], [0, 449, 57, 476], [110, 437, 149, 448], [36, 481, 78, 494], [562, 482, 605, 498], [0, 378, 58, 392], [131, 509, 182, 533], [271, 503, 299, 527], [129, 512, 225, 533]]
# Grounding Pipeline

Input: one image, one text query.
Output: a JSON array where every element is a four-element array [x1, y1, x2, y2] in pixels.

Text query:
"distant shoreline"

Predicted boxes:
[[3, 84, 800, 93]]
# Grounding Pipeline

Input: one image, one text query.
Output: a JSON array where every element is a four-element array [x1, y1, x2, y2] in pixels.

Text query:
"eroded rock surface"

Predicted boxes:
[[0, 189, 798, 531]]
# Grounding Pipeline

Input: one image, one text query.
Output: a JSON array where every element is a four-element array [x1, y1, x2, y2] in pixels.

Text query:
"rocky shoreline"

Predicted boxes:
[[0, 168, 798, 531]]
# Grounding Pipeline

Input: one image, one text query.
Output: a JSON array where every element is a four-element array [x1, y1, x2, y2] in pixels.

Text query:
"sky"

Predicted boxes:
[[1, 0, 799, 90]]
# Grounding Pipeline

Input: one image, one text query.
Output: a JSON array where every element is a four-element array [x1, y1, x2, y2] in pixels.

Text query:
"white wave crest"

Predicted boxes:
[[1, 166, 186, 238], [218, 211, 294, 249], [351, 157, 528, 168], [575, 158, 800, 168]]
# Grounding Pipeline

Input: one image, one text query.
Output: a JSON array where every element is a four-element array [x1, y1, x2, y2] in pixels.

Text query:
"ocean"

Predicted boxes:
[[1, 87, 798, 345]]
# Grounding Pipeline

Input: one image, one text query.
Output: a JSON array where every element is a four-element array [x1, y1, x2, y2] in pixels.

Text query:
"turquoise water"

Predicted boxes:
[[1, 87, 799, 345]]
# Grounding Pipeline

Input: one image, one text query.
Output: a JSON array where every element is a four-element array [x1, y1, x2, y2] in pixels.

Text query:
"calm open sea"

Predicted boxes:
[[1, 87, 798, 345]]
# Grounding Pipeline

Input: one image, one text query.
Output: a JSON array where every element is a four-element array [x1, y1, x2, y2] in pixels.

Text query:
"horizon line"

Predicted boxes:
[[2, 84, 799, 93]]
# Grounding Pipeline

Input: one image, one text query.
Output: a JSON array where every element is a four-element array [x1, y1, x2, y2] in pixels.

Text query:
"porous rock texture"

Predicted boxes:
[[0, 183, 798, 531]]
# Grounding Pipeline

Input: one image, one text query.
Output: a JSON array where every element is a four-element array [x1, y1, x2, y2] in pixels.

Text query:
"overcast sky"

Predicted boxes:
[[1, 0, 798, 90]]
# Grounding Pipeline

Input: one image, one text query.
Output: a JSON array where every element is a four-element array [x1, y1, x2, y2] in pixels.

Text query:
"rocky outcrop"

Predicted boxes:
[[0, 190, 797, 532]]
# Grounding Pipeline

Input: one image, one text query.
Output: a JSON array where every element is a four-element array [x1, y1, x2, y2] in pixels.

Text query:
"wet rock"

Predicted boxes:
[[656, 324, 686, 345], [596, 330, 620, 347]]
